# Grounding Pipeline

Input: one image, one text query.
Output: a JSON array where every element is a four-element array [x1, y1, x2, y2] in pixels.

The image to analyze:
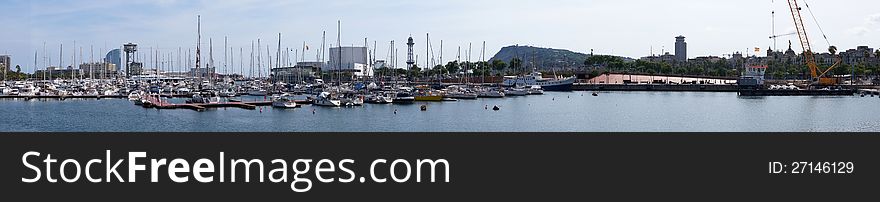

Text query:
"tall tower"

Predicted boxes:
[[675, 35, 687, 61], [406, 36, 415, 69], [123, 43, 138, 78]]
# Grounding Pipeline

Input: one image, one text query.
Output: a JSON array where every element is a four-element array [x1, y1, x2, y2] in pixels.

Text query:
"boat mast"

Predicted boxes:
[[336, 20, 342, 85], [320, 31, 326, 82], [239, 47, 243, 79], [250, 41, 254, 79], [439, 40, 443, 84], [481, 41, 486, 84], [57, 43, 62, 81], [196, 15, 202, 88], [266, 44, 271, 81], [224, 36, 228, 77], [257, 38, 261, 79], [89, 45, 93, 80], [277, 33, 282, 83], [467, 42, 472, 85]]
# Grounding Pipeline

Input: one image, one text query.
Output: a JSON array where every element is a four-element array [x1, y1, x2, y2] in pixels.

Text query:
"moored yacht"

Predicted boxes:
[[393, 91, 416, 104], [477, 88, 505, 98], [528, 85, 544, 95], [272, 97, 300, 108], [313, 92, 342, 107], [505, 87, 529, 96]]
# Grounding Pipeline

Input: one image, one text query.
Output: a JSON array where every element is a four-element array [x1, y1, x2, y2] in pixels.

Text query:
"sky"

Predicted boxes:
[[0, 0, 878, 74]]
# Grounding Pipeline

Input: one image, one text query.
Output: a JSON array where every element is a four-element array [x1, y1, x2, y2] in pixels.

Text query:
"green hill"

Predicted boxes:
[[489, 45, 587, 69]]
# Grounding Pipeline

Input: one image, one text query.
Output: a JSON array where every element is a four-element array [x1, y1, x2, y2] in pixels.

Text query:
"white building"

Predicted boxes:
[[327, 47, 373, 77]]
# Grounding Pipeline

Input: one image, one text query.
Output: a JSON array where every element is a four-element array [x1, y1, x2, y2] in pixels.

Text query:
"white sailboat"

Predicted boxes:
[[312, 92, 342, 107]]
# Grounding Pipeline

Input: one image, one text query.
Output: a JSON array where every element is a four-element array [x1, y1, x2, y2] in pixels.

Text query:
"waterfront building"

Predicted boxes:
[[640, 52, 676, 64], [0, 55, 10, 72], [840, 46, 875, 65], [105, 49, 122, 74], [271, 62, 321, 83], [78, 62, 118, 78], [129, 62, 143, 76], [328, 46, 373, 77], [188, 66, 215, 78]]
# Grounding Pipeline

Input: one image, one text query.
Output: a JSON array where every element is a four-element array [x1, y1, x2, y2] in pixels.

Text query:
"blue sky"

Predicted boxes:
[[1, 0, 878, 74]]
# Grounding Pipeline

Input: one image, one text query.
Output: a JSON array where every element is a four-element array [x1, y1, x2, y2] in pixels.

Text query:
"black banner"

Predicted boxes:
[[2, 133, 877, 201]]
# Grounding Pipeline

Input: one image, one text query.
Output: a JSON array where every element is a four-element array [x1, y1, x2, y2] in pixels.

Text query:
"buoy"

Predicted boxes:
[[592, 92, 598, 96], [420, 105, 428, 111], [492, 105, 500, 111]]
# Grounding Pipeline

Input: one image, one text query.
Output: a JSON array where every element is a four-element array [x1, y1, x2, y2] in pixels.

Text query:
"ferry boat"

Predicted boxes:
[[502, 71, 575, 91]]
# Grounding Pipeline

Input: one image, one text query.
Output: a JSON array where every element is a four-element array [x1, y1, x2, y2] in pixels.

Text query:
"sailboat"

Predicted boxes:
[[272, 96, 300, 108], [313, 92, 342, 107]]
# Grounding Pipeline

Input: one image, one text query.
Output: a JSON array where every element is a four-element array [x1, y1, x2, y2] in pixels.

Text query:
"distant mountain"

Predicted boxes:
[[489, 45, 632, 69]]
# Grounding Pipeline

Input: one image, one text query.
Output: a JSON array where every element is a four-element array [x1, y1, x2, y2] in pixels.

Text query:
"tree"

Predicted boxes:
[[15, 65, 20, 74], [409, 65, 421, 77], [491, 60, 507, 71], [509, 58, 523, 71], [445, 61, 460, 75], [585, 55, 624, 66], [432, 65, 445, 76]]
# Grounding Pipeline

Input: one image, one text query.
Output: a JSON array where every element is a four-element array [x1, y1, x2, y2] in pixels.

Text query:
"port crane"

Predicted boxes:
[[786, 0, 842, 86]]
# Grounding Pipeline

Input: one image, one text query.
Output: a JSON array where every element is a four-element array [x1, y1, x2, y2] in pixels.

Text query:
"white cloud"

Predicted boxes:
[[850, 13, 880, 36]]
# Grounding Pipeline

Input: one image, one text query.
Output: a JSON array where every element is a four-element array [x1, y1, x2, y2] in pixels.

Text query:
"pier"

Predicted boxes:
[[573, 84, 739, 92]]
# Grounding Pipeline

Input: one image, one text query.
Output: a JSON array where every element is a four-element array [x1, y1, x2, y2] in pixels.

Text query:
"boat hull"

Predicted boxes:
[[415, 96, 443, 101]]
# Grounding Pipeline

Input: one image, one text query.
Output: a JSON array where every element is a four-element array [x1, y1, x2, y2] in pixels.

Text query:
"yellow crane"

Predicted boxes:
[[786, 0, 841, 86]]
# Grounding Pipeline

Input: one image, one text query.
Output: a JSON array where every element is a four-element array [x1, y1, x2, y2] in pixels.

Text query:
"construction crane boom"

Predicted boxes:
[[786, 0, 818, 79], [786, 0, 840, 86]]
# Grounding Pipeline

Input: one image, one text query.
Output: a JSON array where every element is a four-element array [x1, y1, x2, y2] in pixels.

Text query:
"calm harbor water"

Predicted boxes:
[[1, 92, 879, 132]]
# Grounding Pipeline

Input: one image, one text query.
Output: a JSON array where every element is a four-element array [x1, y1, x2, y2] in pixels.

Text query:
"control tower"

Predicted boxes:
[[123, 43, 138, 78], [406, 37, 415, 69], [675, 36, 687, 62]]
